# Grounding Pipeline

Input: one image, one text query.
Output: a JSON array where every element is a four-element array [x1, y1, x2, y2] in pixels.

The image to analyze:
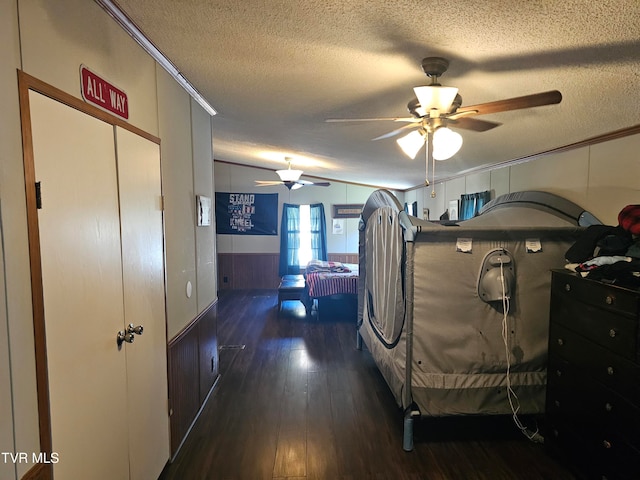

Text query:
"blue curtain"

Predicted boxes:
[[278, 203, 327, 276], [459, 191, 492, 220], [279, 203, 300, 276], [403, 202, 418, 216], [309, 203, 328, 262]]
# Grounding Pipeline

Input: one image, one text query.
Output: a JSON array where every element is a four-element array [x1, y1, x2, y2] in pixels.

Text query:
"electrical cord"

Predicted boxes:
[[499, 257, 544, 444]]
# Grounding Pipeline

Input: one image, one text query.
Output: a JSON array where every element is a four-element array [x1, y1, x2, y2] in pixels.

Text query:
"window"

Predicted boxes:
[[279, 203, 327, 276], [459, 191, 492, 220]]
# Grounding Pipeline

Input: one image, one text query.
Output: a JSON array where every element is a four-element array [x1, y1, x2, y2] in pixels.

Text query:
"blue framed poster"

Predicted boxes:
[[215, 192, 278, 235]]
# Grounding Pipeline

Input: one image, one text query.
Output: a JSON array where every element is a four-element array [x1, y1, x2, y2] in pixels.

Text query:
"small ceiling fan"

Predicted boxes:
[[326, 57, 561, 194], [255, 157, 331, 190]]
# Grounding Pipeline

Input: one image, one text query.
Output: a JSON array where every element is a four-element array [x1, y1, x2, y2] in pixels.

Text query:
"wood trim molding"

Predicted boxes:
[[213, 159, 390, 190], [18, 70, 53, 478], [17, 69, 161, 479], [18, 70, 160, 144], [167, 299, 217, 348], [20, 463, 50, 480]]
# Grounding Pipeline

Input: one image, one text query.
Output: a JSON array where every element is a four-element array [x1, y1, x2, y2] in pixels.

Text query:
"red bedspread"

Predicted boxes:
[[305, 263, 359, 298]]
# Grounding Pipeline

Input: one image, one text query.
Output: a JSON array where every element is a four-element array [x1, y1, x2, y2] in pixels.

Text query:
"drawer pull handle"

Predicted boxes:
[[605, 402, 613, 412], [605, 295, 614, 305], [557, 338, 564, 346], [602, 439, 612, 449], [608, 328, 617, 338], [564, 283, 571, 292], [554, 400, 561, 408], [606, 366, 614, 376], [555, 369, 562, 377]]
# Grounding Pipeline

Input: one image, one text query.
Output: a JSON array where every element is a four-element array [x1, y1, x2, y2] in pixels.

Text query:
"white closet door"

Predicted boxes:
[[30, 91, 130, 480], [116, 127, 170, 480]]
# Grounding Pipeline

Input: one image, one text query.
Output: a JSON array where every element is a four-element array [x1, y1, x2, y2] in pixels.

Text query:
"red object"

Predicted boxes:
[[618, 204, 640, 235], [80, 65, 129, 120]]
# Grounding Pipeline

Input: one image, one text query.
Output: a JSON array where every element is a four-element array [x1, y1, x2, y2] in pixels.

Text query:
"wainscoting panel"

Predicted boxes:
[[217, 253, 359, 290], [328, 253, 358, 264], [167, 300, 219, 457], [198, 303, 219, 405], [217, 253, 280, 290]]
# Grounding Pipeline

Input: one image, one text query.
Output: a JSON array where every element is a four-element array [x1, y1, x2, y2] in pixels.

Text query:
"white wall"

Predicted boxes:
[[0, 1, 217, 476], [421, 133, 640, 225], [1, 2, 41, 477], [214, 162, 385, 255]]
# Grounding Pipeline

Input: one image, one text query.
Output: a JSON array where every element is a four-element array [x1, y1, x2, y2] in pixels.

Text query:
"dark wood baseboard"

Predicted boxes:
[[167, 300, 219, 458]]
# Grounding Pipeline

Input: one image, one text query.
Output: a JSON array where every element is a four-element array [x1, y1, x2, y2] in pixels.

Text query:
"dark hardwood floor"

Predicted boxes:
[[160, 290, 576, 480]]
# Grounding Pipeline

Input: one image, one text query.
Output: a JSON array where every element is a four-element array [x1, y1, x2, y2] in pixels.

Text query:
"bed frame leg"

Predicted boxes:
[[403, 405, 419, 452], [356, 330, 362, 350]]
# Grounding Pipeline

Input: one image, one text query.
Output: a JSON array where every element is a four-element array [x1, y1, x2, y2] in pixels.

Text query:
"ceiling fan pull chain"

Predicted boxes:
[[424, 140, 430, 187], [426, 129, 436, 198]]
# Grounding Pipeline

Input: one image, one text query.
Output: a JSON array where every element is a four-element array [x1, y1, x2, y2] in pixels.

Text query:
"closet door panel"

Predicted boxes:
[[30, 91, 130, 480], [116, 127, 170, 480]]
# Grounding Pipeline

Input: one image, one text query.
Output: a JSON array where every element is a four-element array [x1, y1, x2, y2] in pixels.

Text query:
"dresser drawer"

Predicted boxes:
[[547, 355, 640, 449], [549, 322, 640, 403], [550, 293, 638, 361], [546, 416, 640, 480], [551, 270, 639, 318]]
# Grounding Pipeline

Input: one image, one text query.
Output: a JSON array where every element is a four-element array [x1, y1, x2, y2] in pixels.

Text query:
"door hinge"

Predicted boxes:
[[35, 182, 42, 209]]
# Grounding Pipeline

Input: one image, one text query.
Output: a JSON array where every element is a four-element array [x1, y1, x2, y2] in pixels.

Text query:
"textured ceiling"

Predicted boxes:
[[112, 0, 640, 190]]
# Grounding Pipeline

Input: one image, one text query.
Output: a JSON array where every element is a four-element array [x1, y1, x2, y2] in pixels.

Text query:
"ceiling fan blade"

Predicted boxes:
[[372, 123, 420, 141], [297, 180, 331, 187], [448, 117, 502, 132], [255, 180, 284, 186], [455, 90, 562, 116], [326, 117, 417, 123]]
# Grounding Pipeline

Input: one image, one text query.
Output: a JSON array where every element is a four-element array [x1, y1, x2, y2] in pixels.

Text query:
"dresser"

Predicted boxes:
[[546, 269, 640, 480]]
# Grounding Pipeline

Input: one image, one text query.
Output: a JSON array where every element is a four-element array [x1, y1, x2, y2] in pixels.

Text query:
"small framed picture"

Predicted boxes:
[[448, 199, 459, 221], [333, 204, 363, 219], [196, 195, 212, 226]]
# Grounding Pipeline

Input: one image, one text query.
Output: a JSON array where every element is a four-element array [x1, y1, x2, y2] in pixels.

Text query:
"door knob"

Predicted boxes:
[[127, 324, 144, 335], [117, 330, 135, 347]]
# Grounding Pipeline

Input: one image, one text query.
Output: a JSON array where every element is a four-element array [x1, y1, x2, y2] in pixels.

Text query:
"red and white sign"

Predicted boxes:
[[80, 65, 129, 120]]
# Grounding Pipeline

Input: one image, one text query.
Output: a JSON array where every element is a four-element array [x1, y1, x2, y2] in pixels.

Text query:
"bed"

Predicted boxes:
[[357, 189, 601, 450], [303, 260, 359, 319]]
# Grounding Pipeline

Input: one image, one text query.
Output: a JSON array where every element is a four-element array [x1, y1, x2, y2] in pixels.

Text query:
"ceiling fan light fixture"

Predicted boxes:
[[396, 129, 426, 159], [413, 85, 459, 115], [276, 168, 303, 182], [433, 127, 463, 160]]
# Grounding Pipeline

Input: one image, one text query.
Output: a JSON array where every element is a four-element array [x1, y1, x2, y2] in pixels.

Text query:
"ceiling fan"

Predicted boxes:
[[327, 57, 562, 194], [255, 157, 331, 190]]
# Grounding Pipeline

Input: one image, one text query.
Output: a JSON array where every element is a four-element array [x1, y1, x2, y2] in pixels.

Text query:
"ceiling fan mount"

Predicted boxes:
[[421, 56, 450, 81]]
